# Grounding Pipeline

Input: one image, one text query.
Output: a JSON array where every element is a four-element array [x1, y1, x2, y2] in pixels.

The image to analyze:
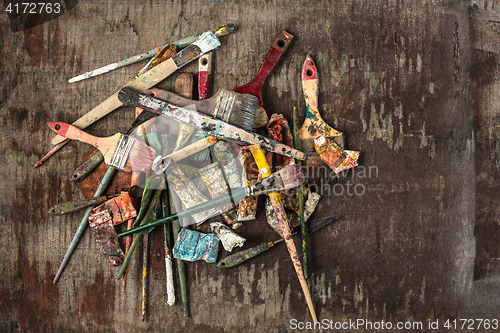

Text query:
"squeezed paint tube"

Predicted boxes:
[[210, 222, 246, 252], [88, 210, 126, 267], [89, 192, 137, 225], [172, 228, 219, 263], [198, 163, 239, 226], [213, 141, 241, 188], [266, 113, 295, 169], [174, 125, 195, 151], [164, 159, 219, 225], [236, 147, 258, 222], [314, 135, 358, 173], [265, 197, 283, 237]]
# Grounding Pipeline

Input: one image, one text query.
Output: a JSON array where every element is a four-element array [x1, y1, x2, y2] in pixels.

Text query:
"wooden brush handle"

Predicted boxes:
[[47, 122, 101, 147], [198, 53, 212, 100], [143, 87, 212, 113], [233, 30, 293, 103]]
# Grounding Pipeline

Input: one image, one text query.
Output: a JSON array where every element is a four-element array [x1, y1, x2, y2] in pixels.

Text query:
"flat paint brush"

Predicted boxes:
[[118, 164, 306, 237], [51, 31, 221, 146], [70, 107, 160, 182], [117, 88, 306, 160], [140, 87, 258, 131], [48, 122, 156, 173], [68, 24, 234, 83], [300, 54, 344, 168], [217, 215, 338, 269], [233, 30, 294, 128]]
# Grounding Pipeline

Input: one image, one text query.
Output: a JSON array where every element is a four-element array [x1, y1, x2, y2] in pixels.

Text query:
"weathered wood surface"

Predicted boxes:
[[1, 1, 500, 332]]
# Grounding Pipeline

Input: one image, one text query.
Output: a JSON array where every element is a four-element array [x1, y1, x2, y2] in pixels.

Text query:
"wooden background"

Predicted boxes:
[[1, 0, 500, 332]]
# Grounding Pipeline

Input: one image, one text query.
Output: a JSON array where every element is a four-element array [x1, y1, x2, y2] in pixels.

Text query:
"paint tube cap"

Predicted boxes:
[[314, 135, 326, 148]]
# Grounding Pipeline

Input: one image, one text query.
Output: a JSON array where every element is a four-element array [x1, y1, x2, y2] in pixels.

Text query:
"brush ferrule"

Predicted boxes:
[[109, 135, 135, 170], [213, 90, 237, 123], [247, 175, 285, 196]]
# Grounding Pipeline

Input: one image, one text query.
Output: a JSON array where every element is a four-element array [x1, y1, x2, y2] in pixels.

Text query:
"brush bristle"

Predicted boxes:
[[214, 90, 258, 131], [192, 31, 221, 53], [128, 139, 157, 173], [253, 106, 269, 129], [278, 164, 306, 189]]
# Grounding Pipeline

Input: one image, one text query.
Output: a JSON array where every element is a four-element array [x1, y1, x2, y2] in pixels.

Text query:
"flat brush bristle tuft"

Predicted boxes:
[[215, 90, 258, 131], [278, 164, 306, 189], [126, 139, 156, 173]]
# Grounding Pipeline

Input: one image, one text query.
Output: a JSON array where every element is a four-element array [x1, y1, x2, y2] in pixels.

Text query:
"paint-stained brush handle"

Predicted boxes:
[[118, 88, 306, 160], [48, 195, 117, 215], [233, 30, 293, 104], [48, 122, 102, 147]]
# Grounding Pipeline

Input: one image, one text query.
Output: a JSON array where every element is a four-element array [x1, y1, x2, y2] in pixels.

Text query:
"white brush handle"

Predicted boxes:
[[169, 136, 218, 162], [165, 255, 175, 306]]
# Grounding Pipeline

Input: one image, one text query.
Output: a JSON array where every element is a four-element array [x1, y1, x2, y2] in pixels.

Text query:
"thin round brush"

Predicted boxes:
[[141, 87, 258, 131], [47, 122, 156, 173]]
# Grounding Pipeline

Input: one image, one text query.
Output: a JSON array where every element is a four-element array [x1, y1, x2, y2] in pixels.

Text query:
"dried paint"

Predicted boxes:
[[88, 210, 126, 267], [266, 114, 295, 168], [314, 135, 358, 173], [174, 125, 195, 151], [213, 141, 241, 188], [89, 192, 137, 225], [287, 192, 321, 229], [172, 228, 219, 263], [210, 222, 246, 252], [236, 147, 259, 222], [164, 159, 219, 225], [265, 198, 283, 237], [198, 163, 239, 226]]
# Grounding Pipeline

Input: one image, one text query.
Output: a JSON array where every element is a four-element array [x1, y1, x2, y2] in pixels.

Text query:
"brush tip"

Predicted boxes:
[[278, 164, 306, 189], [226, 92, 259, 131]]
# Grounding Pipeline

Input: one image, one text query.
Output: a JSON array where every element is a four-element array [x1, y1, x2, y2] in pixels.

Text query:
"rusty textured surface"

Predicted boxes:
[[2, 1, 500, 332]]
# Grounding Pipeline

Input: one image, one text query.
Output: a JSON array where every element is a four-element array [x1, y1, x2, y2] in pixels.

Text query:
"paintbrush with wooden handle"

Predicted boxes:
[[248, 145, 318, 323], [300, 54, 344, 167], [47, 122, 156, 173], [117, 87, 306, 160], [140, 87, 258, 131], [117, 164, 306, 237], [233, 30, 294, 128]]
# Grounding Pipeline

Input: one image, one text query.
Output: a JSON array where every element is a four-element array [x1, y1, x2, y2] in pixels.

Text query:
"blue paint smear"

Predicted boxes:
[[172, 228, 219, 263]]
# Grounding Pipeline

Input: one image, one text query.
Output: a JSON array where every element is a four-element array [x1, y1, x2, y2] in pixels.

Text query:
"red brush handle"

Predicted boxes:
[[198, 71, 210, 100], [233, 30, 294, 105], [47, 122, 100, 147]]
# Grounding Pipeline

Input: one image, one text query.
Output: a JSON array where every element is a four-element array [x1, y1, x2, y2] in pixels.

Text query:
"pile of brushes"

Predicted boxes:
[[39, 24, 360, 323]]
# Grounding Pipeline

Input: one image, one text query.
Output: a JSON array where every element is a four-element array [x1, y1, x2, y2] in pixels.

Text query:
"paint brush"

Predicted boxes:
[[47, 122, 156, 173], [117, 88, 306, 160], [233, 30, 294, 128], [142, 232, 148, 321], [68, 24, 234, 83], [48, 194, 119, 215], [139, 87, 259, 131], [198, 52, 212, 100], [248, 145, 318, 323], [50, 31, 221, 147], [118, 164, 305, 237], [217, 215, 338, 269], [161, 189, 175, 306], [300, 54, 344, 168]]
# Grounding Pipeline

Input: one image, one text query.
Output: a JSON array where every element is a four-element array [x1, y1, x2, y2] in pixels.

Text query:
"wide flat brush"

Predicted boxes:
[[300, 54, 344, 167], [47, 122, 156, 173], [233, 30, 294, 128], [118, 87, 305, 160], [118, 164, 305, 238], [141, 87, 258, 131]]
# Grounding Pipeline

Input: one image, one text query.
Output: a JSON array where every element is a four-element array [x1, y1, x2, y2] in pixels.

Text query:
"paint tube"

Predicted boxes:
[[314, 135, 358, 173], [89, 192, 137, 225], [288, 192, 321, 229], [267, 114, 295, 169], [210, 222, 246, 252], [213, 141, 241, 188], [198, 163, 239, 226], [174, 125, 195, 151], [164, 159, 219, 225], [236, 147, 258, 222], [88, 210, 126, 267], [172, 228, 219, 263], [265, 197, 283, 237]]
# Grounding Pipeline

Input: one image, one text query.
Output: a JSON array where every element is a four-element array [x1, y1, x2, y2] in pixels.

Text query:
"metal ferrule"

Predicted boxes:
[[246, 175, 284, 196], [213, 90, 237, 123]]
